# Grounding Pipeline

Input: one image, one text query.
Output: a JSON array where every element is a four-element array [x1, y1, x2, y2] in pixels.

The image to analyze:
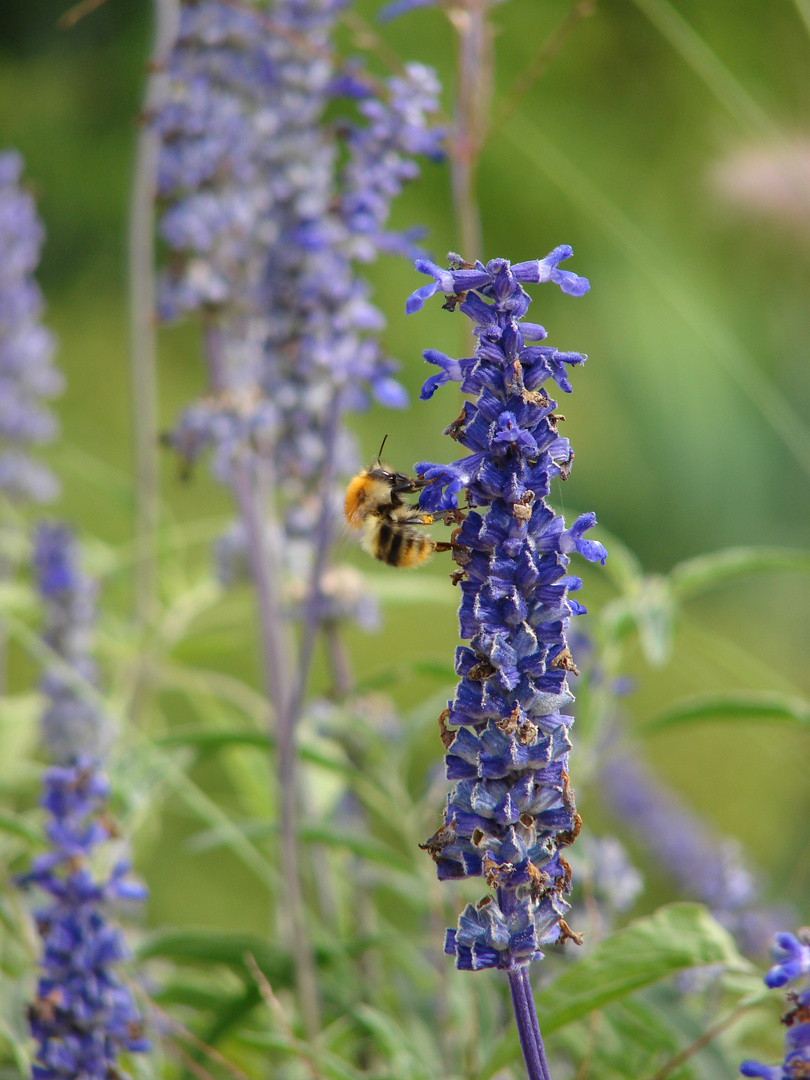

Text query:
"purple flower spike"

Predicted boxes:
[[411, 249, 599, 973], [33, 525, 108, 763], [155, 2, 442, 594], [19, 761, 149, 1080], [20, 526, 148, 1079], [0, 149, 61, 504], [420, 349, 466, 399], [738, 929, 810, 1080]]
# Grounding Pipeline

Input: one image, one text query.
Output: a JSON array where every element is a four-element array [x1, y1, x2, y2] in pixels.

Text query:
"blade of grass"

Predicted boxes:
[[628, 0, 772, 135], [793, 0, 810, 36]]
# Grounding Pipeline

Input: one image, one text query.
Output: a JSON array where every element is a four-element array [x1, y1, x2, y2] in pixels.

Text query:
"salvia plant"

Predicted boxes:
[[0, 2, 808, 1080], [406, 248, 605, 1077]]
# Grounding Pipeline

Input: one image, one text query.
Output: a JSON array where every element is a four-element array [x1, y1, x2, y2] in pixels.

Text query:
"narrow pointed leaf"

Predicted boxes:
[[643, 691, 810, 731], [669, 546, 810, 601]]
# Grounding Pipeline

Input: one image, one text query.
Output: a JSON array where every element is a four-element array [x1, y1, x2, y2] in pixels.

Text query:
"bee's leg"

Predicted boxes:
[[400, 511, 436, 525], [435, 525, 471, 560]]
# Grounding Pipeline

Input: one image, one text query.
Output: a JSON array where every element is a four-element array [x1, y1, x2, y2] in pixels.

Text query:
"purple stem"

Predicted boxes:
[[287, 393, 341, 724], [324, 623, 352, 697], [508, 967, 552, 1080], [230, 457, 321, 1039], [128, 0, 180, 636], [204, 326, 320, 1036]]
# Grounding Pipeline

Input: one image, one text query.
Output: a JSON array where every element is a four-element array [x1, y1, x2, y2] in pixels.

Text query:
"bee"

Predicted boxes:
[[344, 438, 436, 568]]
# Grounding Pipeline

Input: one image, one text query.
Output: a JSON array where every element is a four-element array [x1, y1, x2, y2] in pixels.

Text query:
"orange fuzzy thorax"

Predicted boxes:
[[344, 471, 372, 529]]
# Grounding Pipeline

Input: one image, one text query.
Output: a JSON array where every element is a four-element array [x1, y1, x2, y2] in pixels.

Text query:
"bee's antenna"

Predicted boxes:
[[374, 434, 389, 465]]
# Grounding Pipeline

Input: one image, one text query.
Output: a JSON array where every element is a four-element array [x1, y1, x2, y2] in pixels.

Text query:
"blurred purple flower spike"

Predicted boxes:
[[0, 149, 61, 504], [18, 526, 149, 1080]]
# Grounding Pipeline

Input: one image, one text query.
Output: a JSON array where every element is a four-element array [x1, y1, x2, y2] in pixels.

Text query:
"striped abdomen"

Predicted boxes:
[[367, 520, 434, 567]]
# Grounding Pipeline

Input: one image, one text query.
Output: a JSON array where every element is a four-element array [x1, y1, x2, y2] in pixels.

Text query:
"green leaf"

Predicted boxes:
[[155, 725, 352, 774], [199, 984, 262, 1049], [187, 819, 412, 872], [477, 904, 748, 1080], [237, 1031, 302, 1055], [240, 1033, 366, 1080], [669, 546, 810, 601], [602, 576, 674, 666], [351, 1004, 436, 1080], [150, 979, 232, 1011], [643, 690, 810, 731], [135, 928, 346, 981], [303, 823, 414, 871], [135, 928, 293, 981], [156, 726, 271, 753], [533, 903, 749, 1032], [300, 1049, 367, 1080]]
